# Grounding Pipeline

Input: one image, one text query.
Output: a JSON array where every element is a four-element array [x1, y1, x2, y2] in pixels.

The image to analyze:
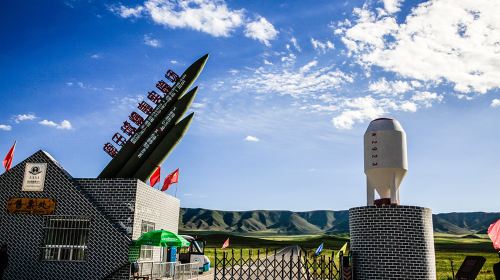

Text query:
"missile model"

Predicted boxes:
[[364, 117, 408, 206], [133, 112, 195, 182], [115, 87, 198, 178], [99, 54, 208, 179]]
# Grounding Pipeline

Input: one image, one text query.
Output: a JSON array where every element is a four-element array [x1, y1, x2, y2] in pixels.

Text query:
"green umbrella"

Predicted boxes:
[[134, 229, 190, 247]]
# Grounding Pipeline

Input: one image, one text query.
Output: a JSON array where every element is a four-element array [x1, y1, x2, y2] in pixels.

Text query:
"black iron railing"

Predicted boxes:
[[214, 247, 341, 280]]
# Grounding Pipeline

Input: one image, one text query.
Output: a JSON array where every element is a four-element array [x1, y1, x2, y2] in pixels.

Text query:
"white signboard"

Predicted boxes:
[[22, 163, 47, 192]]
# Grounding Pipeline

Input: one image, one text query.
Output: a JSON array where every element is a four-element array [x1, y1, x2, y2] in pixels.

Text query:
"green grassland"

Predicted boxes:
[[183, 231, 499, 279]]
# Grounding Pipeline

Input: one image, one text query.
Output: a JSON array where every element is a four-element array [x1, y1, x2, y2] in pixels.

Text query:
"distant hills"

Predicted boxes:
[[179, 208, 500, 235]]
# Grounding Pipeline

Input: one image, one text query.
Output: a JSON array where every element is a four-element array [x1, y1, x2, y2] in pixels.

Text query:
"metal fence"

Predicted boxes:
[[214, 247, 342, 280], [135, 261, 200, 279]]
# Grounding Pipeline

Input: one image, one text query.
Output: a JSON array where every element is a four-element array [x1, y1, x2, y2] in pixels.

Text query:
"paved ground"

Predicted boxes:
[[197, 271, 215, 280]]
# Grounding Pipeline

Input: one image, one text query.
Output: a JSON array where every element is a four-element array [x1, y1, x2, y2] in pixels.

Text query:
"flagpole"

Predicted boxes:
[[175, 184, 178, 197]]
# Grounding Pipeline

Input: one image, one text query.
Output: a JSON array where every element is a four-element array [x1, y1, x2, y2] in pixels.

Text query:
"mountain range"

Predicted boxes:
[[179, 208, 500, 235]]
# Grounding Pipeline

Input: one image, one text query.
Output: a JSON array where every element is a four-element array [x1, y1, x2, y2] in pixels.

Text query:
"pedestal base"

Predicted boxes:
[[349, 205, 436, 280]]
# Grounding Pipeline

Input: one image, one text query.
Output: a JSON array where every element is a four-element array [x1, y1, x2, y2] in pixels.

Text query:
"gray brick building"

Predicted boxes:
[[0, 150, 180, 279], [349, 205, 436, 280]]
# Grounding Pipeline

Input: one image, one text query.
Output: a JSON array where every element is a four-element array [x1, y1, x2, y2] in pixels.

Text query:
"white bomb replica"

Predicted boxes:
[[350, 118, 436, 280], [364, 117, 408, 206]]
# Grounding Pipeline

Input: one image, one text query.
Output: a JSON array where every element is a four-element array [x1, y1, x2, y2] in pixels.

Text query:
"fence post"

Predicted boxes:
[[298, 249, 302, 280], [222, 251, 226, 280], [339, 251, 343, 280], [323, 255, 326, 280], [230, 249, 234, 280], [331, 251, 334, 280], [248, 249, 252, 279], [256, 249, 260, 279], [240, 248, 243, 279], [265, 248, 269, 280], [304, 251, 309, 280], [214, 249, 217, 279], [321, 255, 324, 280], [328, 257, 332, 280], [289, 250, 293, 280], [273, 248, 277, 280], [281, 251, 285, 280]]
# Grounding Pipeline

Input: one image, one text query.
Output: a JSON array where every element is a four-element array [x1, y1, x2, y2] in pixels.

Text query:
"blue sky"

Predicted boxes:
[[1, 0, 500, 213]]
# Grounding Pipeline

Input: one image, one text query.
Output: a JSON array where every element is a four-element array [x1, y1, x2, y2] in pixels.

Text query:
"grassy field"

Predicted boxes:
[[434, 233, 498, 279], [183, 231, 499, 279]]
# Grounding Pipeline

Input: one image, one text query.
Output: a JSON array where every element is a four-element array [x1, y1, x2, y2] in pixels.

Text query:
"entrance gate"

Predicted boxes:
[[213, 246, 342, 280]]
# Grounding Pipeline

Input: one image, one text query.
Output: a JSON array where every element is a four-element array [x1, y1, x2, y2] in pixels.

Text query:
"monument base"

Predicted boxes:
[[349, 205, 436, 280]]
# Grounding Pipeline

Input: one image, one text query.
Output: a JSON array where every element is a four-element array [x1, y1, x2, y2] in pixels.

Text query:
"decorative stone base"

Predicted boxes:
[[349, 205, 436, 280]]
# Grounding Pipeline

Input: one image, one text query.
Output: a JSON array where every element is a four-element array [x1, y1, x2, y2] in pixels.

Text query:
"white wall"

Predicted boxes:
[[132, 180, 180, 262]]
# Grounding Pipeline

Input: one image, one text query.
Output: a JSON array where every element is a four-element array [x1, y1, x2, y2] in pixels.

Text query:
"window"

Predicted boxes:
[[42, 216, 90, 261], [140, 221, 155, 260]]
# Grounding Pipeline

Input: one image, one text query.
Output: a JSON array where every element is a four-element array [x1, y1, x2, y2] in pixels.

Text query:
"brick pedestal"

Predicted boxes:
[[349, 205, 436, 280]]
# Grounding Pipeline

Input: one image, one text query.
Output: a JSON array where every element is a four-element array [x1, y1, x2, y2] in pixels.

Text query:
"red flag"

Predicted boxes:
[[221, 238, 230, 249], [161, 168, 179, 191], [150, 166, 161, 187], [488, 219, 500, 250], [3, 141, 16, 171]]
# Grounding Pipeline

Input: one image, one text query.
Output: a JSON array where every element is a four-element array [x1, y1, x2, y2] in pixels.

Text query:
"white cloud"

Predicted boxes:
[[491, 99, 500, 108], [332, 96, 385, 129], [280, 53, 296, 65], [290, 37, 301, 52], [368, 78, 412, 95], [244, 17, 279, 46], [400, 101, 417, 112], [300, 60, 318, 73], [39, 120, 58, 127], [39, 119, 73, 130], [65, 81, 114, 91], [234, 60, 353, 98], [170, 60, 178, 64], [191, 102, 206, 109], [109, 5, 144, 18], [58, 120, 72, 130], [90, 54, 101, 59], [144, 0, 244, 37], [113, 0, 278, 45], [244, 135, 260, 142], [14, 114, 37, 123], [311, 38, 334, 53], [328, 89, 443, 129], [411, 91, 443, 107], [309, 104, 338, 112], [382, 0, 403, 14], [0, 124, 12, 131], [113, 95, 144, 111], [263, 59, 273, 65], [144, 34, 161, 48], [337, 0, 500, 94]]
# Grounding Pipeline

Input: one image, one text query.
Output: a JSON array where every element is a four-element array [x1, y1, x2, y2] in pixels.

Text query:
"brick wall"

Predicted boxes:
[[0, 151, 131, 280], [76, 178, 138, 238], [349, 205, 436, 280]]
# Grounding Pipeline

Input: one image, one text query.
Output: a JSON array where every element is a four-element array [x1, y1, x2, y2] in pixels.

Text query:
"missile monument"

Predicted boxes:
[[99, 54, 208, 182], [349, 118, 436, 280], [364, 117, 407, 206]]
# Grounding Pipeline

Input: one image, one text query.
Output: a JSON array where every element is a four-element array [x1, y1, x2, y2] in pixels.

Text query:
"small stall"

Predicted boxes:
[[131, 230, 199, 280]]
